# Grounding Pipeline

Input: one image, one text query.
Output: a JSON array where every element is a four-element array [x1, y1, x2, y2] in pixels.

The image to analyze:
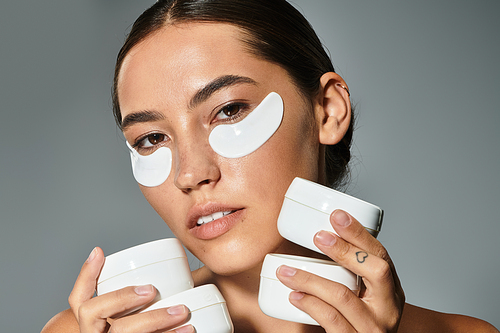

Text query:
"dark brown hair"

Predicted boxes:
[[112, 0, 354, 188]]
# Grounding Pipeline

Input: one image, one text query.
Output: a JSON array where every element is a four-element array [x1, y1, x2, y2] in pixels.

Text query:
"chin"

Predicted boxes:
[[195, 237, 285, 277]]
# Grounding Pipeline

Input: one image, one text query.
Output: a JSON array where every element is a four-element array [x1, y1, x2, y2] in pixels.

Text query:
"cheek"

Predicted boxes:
[[231, 113, 320, 212], [259, 108, 320, 182], [139, 186, 184, 233]]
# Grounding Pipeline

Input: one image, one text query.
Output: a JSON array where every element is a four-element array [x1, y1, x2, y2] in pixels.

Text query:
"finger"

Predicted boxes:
[[68, 247, 105, 321], [108, 305, 191, 333], [314, 229, 405, 329], [317, 210, 403, 292], [288, 291, 356, 333], [329, 210, 388, 261], [78, 285, 158, 332], [277, 265, 377, 332], [314, 229, 396, 299], [313, 211, 405, 330]]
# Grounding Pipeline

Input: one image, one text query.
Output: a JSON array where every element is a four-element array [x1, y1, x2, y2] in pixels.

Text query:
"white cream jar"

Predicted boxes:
[[144, 284, 234, 333], [97, 238, 193, 300], [259, 253, 359, 326], [278, 177, 383, 254]]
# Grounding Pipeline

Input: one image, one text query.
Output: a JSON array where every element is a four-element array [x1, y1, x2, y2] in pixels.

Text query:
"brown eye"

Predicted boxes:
[[147, 133, 165, 145], [215, 102, 249, 122], [222, 104, 241, 117], [139, 133, 166, 148]]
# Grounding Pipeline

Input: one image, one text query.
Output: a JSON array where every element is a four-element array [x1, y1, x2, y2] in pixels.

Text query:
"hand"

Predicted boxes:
[[68, 247, 194, 333], [276, 210, 405, 332]]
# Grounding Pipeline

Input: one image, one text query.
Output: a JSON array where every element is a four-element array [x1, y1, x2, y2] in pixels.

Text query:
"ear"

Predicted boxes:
[[315, 72, 351, 145]]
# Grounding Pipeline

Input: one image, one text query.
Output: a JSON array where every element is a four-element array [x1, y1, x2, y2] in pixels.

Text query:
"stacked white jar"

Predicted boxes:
[[259, 177, 384, 325], [97, 238, 233, 333]]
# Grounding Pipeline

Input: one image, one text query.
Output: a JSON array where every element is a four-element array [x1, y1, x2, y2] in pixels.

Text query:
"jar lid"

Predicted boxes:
[[98, 238, 187, 282], [284, 178, 383, 232], [144, 284, 226, 312]]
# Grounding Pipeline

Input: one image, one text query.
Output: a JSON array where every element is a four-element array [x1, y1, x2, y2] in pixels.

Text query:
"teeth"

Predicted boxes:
[[212, 211, 224, 220], [197, 211, 232, 226]]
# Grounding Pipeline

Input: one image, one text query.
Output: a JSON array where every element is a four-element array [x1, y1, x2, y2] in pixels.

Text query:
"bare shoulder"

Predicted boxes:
[[398, 303, 499, 333], [41, 309, 79, 333]]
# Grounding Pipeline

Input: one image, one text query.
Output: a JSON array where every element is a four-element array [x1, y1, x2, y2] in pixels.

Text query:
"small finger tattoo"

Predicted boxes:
[[356, 251, 368, 263]]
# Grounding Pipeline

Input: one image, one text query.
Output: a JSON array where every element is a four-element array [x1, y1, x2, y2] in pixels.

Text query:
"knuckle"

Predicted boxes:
[[298, 270, 314, 285], [335, 242, 351, 261], [382, 309, 402, 332], [372, 259, 392, 282], [116, 285, 142, 304], [351, 224, 365, 239], [116, 286, 133, 300], [376, 247, 392, 263], [149, 308, 171, 322], [68, 293, 77, 309], [323, 307, 343, 326], [77, 302, 93, 322], [334, 285, 355, 306]]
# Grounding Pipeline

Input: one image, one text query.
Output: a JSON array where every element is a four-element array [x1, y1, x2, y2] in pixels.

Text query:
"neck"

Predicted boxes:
[[192, 241, 329, 332]]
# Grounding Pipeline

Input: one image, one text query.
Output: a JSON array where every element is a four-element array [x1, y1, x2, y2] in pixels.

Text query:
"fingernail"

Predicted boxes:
[[278, 265, 297, 277], [134, 284, 154, 296], [175, 325, 194, 333], [289, 291, 304, 300], [315, 230, 337, 246], [86, 247, 97, 263], [167, 304, 186, 315], [332, 210, 351, 227]]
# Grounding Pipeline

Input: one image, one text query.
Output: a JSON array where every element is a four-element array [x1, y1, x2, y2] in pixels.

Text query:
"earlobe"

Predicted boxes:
[[316, 72, 351, 145]]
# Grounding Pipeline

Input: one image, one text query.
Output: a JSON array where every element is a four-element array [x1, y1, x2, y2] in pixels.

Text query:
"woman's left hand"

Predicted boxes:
[[276, 210, 405, 332]]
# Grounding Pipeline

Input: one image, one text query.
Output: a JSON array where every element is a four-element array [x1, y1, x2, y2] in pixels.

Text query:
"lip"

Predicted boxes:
[[187, 203, 245, 240]]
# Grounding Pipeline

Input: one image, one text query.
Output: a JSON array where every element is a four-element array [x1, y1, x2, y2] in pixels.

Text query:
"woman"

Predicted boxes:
[[42, 0, 497, 332]]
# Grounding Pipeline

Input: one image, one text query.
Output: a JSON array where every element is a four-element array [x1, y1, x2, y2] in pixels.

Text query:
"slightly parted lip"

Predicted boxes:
[[185, 202, 244, 229]]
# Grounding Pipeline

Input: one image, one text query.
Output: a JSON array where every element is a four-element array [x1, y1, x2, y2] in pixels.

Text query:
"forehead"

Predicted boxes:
[[118, 23, 286, 116]]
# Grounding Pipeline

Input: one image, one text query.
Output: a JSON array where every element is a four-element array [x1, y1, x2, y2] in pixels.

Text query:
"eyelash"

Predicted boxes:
[[214, 102, 250, 123], [132, 133, 168, 154], [131, 102, 250, 153]]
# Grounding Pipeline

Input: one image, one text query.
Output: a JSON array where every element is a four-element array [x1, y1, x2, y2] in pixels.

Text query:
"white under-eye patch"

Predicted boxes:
[[125, 92, 283, 187], [208, 92, 284, 158], [126, 141, 172, 187]]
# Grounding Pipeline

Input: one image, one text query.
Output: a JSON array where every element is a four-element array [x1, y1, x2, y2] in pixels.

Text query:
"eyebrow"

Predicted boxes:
[[189, 75, 258, 109], [121, 110, 165, 130], [120, 75, 257, 130]]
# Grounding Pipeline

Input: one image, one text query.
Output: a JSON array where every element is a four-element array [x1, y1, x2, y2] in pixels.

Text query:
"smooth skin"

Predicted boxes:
[[42, 23, 498, 333]]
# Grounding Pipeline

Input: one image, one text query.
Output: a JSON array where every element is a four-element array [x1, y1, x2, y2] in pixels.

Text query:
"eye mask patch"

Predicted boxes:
[[208, 92, 284, 158], [126, 92, 284, 187], [126, 141, 172, 187]]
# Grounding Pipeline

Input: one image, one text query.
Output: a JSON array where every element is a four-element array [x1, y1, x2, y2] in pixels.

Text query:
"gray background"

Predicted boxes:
[[1, 1, 499, 331]]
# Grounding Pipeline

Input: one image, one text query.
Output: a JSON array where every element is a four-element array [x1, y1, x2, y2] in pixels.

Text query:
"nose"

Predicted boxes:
[[173, 137, 221, 192]]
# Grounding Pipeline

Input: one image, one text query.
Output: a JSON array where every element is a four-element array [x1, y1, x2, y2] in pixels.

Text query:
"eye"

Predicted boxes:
[[215, 103, 247, 121], [137, 133, 167, 148]]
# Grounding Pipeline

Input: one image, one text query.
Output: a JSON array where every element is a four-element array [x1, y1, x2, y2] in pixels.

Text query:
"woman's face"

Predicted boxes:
[[118, 23, 323, 275]]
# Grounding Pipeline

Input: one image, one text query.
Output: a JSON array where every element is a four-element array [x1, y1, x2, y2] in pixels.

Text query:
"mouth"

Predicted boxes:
[[196, 211, 235, 226], [187, 204, 244, 240]]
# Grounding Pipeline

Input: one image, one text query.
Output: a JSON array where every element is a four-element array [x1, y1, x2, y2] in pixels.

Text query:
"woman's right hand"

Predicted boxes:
[[68, 247, 193, 333]]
